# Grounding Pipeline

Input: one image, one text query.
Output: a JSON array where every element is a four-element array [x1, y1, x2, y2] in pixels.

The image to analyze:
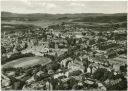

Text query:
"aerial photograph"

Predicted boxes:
[[1, 0, 127, 90]]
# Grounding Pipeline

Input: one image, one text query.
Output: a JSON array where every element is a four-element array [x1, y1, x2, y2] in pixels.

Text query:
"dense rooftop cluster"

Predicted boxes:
[[1, 22, 127, 90]]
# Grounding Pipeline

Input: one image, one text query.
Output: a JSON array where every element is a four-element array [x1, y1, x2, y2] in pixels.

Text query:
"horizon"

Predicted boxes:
[[1, 0, 127, 14], [2, 11, 127, 15]]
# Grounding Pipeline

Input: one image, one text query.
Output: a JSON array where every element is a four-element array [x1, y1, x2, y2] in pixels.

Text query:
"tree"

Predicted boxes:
[[1, 46, 6, 54], [93, 68, 109, 81], [69, 70, 82, 76], [67, 77, 78, 89], [24, 43, 28, 49], [120, 65, 127, 73], [51, 62, 61, 72], [82, 58, 90, 73]]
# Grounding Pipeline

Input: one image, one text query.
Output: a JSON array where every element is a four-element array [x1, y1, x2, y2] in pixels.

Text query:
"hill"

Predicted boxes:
[[1, 11, 127, 27]]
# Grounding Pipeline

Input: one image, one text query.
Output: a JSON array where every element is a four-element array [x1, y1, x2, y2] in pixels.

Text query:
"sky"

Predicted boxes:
[[1, 0, 127, 14]]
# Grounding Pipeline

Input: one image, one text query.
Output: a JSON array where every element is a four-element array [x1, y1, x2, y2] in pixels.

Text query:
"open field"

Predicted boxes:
[[1, 20, 63, 28], [2, 56, 51, 68]]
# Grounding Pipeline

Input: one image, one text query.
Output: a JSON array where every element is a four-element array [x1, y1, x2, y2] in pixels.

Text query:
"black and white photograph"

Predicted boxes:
[[1, 0, 127, 90]]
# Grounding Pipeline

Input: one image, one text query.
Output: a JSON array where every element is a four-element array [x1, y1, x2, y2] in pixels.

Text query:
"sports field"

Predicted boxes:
[[2, 56, 51, 68]]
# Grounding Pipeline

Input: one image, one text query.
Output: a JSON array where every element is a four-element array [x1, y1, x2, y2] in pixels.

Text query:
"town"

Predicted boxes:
[[1, 19, 127, 90]]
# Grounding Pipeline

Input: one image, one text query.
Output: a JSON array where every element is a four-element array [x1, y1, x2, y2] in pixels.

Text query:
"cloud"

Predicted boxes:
[[18, 0, 32, 6], [70, 3, 85, 7], [1, 0, 126, 14], [14, 0, 57, 9], [42, 3, 57, 9]]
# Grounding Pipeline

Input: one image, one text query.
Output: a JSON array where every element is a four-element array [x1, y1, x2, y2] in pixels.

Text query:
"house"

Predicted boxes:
[[26, 76, 35, 84], [1, 74, 11, 87], [39, 42, 49, 48], [67, 59, 85, 73], [112, 55, 127, 65], [60, 57, 73, 68], [114, 28, 126, 34], [54, 72, 65, 79], [113, 64, 120, 72]]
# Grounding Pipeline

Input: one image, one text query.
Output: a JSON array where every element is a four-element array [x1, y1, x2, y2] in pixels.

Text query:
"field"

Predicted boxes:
[[1, 20, 63, 28], [2, 56, 51, 68]]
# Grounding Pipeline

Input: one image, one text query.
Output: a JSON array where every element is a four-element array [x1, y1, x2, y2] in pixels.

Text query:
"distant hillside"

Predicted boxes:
[[1, 11, 52, 17], [73, 15, 127, 23], [1, 11, 105, 18], [2, 11, 126, 20], [1, 11, 127, 27]]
